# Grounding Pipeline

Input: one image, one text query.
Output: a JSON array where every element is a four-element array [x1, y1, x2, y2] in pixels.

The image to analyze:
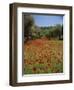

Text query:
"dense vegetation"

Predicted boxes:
[[24, 15, 63, 42], [23, 14, 63, 74], [24, 39, 63, 74]]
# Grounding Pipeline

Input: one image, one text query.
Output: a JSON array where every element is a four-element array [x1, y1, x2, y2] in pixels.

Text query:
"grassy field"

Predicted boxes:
[[24, 38, 63, 74]]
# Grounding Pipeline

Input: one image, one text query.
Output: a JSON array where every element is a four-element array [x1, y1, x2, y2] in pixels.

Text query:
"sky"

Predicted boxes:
[[32, 14, 63, 27]]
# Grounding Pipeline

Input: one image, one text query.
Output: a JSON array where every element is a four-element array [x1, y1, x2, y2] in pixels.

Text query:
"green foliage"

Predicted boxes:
[[24, 15, 34, 42], [24, 15, 63, 40], [24, 66, 33, 74], [38, 24, 63, 40]]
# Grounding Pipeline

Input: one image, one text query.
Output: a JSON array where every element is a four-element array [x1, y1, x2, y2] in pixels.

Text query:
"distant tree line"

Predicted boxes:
[[23, 15, 63, 42]]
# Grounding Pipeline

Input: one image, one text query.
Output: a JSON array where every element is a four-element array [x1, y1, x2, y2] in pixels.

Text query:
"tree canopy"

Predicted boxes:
[[23, 15, 63, 41]]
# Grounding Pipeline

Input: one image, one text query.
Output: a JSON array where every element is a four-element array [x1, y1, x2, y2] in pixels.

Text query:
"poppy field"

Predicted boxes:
[[24, 38, 63, 74], [23, 14, 63, 74]]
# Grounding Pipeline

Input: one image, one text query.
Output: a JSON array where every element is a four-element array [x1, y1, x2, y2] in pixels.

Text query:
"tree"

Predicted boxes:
[[44, 24, 63, 40], [24, 15, 34, 42], [55, 24, 63, 40]]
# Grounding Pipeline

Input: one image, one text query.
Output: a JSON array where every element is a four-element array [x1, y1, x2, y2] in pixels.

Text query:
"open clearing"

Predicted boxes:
[[24, 39, 63, 74]]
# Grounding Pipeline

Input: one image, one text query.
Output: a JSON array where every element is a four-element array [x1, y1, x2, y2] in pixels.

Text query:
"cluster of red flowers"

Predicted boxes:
[[24, 39, 63, 74]]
